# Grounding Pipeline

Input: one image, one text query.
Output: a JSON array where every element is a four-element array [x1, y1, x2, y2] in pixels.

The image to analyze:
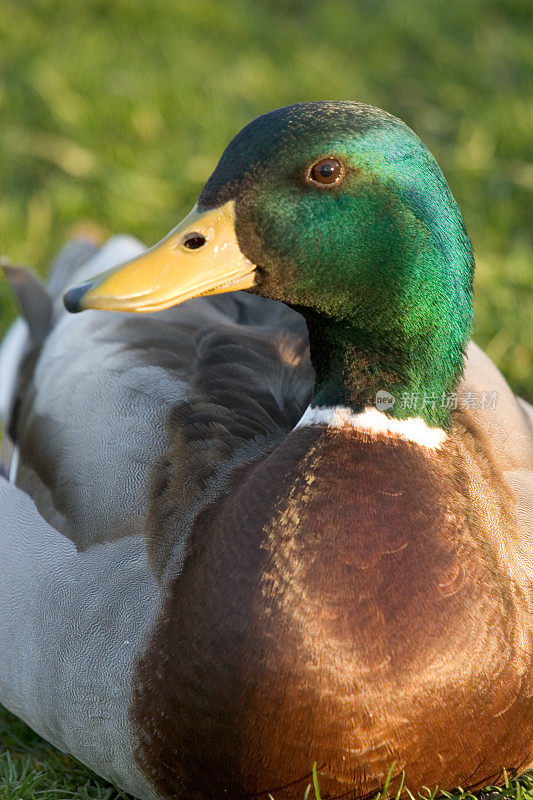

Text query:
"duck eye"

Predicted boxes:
[[182, 232, 206, 250], [308, 158, 344, 187]]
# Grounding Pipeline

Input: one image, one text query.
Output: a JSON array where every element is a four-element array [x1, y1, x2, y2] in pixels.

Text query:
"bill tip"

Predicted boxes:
[[63, 282, 94, 313]]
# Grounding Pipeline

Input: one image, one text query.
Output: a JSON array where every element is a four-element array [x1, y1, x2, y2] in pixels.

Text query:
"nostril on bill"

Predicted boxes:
[[182, 232, 207, 250]]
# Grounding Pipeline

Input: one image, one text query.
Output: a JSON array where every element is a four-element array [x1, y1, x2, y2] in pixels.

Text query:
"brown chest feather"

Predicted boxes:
[[130, 426, 533, 799]]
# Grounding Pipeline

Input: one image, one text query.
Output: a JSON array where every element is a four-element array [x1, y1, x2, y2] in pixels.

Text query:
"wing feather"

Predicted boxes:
[[7, 237, 312, 554]]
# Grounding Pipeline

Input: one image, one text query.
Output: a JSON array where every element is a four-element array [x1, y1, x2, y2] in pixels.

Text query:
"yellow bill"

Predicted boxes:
[[63, 201, 257, 313]]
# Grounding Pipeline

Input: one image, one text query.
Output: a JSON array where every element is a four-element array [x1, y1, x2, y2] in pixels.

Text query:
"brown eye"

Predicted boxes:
[[308, 157, 344, 186]]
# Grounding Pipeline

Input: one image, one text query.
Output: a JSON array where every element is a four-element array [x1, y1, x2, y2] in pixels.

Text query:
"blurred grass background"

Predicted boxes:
[[0, 0, 532, 797], [0, 0, 532, 396]]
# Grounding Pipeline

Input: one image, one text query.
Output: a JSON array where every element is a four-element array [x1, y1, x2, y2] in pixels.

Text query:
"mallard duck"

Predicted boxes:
[[1, 101, 532, 800]]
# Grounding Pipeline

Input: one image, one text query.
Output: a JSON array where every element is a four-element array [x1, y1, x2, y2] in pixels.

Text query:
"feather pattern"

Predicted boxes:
[[6, 237, 312, 557]]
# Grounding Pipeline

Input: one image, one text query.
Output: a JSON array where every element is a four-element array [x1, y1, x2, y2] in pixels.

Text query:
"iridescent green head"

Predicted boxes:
[[199, 101, 474, 426], [66, 102, 474, 428]]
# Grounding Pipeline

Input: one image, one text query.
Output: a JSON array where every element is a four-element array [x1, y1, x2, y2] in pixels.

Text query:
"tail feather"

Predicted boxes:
[[1, 261, 52, 345], [0, 232, 104, 481]]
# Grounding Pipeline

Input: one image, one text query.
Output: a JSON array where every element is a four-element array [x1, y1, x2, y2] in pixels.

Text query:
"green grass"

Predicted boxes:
[[0, 705, 131, 799], [0, 0, 532, 797]]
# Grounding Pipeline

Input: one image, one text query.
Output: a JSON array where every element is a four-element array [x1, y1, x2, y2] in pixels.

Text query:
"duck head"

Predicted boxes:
[[64, 101, 474, 428]]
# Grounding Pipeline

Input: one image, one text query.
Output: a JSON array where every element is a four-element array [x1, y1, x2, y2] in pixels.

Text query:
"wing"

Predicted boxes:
[[456, 341, 533, 472], [0, 475, 160, 799], [4, 236, 313, 554], [456, 342, 533, 582]]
